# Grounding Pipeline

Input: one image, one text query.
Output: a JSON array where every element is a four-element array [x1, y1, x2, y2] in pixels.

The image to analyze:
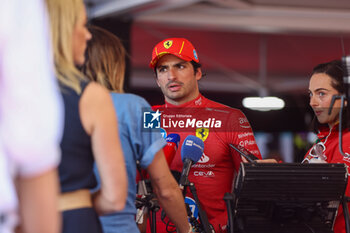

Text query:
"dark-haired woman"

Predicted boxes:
[[304, 60, 350, 233]]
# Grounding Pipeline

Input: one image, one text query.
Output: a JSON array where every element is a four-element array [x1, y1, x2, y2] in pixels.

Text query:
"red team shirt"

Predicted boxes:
[[304, 124, 350, 233], [151, 94, 262, 233]]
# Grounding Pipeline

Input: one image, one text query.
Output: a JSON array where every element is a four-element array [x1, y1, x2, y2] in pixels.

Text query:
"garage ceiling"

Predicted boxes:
[[85, 0, 350, 93], [84, 0, 350, 131]]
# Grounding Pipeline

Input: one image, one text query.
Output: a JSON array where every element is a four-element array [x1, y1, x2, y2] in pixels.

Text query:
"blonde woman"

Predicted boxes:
[[45, 1, 127, 233], [83, 26, 191, 233]]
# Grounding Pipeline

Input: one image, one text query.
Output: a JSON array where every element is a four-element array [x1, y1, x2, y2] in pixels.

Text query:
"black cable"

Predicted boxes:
[[303, 222, 316, 233]]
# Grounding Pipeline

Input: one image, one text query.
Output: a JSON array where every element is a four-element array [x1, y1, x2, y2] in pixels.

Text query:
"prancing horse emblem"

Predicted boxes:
[[163, 40, 173, 49], [196, 128, 209, 142]]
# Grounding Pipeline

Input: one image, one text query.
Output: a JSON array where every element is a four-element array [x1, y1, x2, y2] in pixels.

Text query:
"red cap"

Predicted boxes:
[[149, 38, 199, 68]]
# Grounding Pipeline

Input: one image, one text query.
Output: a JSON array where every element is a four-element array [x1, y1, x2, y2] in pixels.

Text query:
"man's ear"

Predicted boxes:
[[196, 68, 202, 81]]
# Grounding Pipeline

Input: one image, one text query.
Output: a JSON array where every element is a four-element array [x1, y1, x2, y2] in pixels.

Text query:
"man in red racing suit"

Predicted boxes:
[[146, 37, 266, 233], [152, 94, 262, 233]]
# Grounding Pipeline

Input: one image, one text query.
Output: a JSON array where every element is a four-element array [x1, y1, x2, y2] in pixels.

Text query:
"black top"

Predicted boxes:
[[59, 81, 96, 192]]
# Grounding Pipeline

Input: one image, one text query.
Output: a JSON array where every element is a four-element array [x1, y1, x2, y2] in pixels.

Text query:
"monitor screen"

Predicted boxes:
[[230, 163, 348, 233]]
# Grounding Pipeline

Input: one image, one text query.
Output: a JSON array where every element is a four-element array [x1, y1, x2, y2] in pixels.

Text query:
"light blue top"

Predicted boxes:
[[94, 93, 166, 233]]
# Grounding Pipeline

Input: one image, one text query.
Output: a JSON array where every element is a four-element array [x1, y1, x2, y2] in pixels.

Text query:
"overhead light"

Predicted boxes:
[[242, 96, 285, 111], [241, 38, 285, 112]]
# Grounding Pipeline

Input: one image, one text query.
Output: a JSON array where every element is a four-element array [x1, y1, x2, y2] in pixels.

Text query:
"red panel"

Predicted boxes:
[[131, 22, 350, 76]]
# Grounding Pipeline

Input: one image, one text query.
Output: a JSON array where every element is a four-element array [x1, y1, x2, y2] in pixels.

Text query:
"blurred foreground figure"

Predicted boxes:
[[45, 0, 127, 232], [0, 0, 64, 233]]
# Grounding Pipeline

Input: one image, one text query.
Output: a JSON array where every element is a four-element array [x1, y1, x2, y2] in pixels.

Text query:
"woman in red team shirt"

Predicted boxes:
[[304, 60, 350, 233]]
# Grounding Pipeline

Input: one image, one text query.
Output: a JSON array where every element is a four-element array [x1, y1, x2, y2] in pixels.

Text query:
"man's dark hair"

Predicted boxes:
[[190, 60, 202, 75]]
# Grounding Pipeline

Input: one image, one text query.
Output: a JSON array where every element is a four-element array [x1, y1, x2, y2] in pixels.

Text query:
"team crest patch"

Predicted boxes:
[[196, 128, 209, 142], [163, 40, 173, 49]]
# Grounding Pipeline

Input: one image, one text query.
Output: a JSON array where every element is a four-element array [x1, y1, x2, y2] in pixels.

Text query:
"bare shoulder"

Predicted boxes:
[[82, 82, 110, 102], [80, 82, 113, 112], [79, 82, 114, 135]]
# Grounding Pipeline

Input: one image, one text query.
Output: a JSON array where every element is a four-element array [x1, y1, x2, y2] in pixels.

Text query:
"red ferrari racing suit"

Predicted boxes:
[[303, 123, 350, 233], [151, 94, 262, 233]]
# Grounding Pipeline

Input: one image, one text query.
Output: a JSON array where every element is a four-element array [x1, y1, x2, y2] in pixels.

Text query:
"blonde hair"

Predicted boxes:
[[46, 0, 85, 93], [83, 26, 126, 93]]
